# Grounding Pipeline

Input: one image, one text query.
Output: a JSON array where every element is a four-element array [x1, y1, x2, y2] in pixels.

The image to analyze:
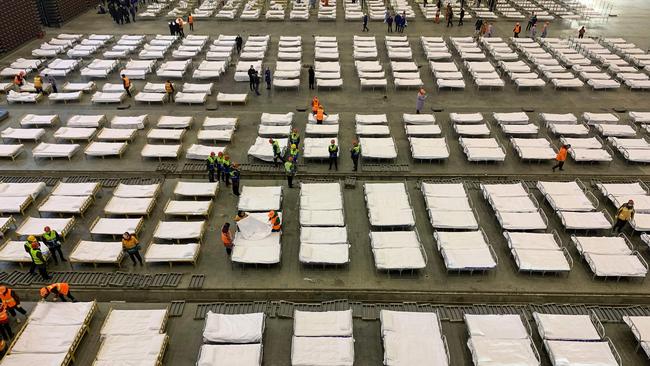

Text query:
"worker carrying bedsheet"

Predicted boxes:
[[42, 226, 66, 265], [40, 282, 77, 302]]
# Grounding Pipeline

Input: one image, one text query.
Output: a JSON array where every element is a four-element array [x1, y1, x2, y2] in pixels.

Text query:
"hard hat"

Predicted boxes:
[[224, 154, 230, 159], [331, 139, 335, 144], [27, 235, 37, 242], [287, 156, 294, 161], [31, 242, 39, 249], [44, 226, 51, 232], [269, 138, 274, 143], [210, 152, 215, 156], [218, 152, 223, 156], [292, 128, 298, 132], [0, 286, 6, 293], [628, 200, 635, 204], [268, 210, 275, 217], [39, 287, 49, 298], [291, 144, 296, 149]]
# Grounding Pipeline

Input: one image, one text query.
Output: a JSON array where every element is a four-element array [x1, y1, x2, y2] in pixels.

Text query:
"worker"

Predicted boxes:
[[176, 18, 185, 37], [33, 74, 44, 95], [216, 151, 225, 181], [0, 304, 12, 341], [234, 211, 248, 222], [45, 74, 57, 93], [188, 14, 194, 31], [269, 138, 283, 166], [121, 74, 132, 97], [288, 144, 300, 162], [328, 139, 339, 170], [221, 222, 233, 256], [552, 144, 570, 172], [13, 72, 24, 88], [29, 241, 50, 280], [284, 156, 297, 188], [350, 139, 362, 171], [207, 151, 217, 182], [121, 232, 142, 266], [289, 128, 301, 147], [268, 210, 282, 232], [40, 282, 76, 302], [164, 80, 175, 102], [222, 154, 232, 186], [613, 200, 635, 233], [24, 235, 39, 275], [0, 286, 27, 323], [230, 163, 241, 196], [513, 22, 522, 38], [42, 226, 66, 264], [235, 34, 243, 54], [316, 105, 327, 124], [311, 96, 320, 115]]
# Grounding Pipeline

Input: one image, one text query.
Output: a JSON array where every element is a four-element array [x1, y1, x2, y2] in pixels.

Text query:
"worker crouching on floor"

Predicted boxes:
[[268, 210, 282, 232], [40, 282, 77, 302]]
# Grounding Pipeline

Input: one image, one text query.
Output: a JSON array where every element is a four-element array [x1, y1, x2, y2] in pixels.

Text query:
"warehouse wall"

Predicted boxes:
[[0, 0, 43, 53], [36, 0, 97, 28]]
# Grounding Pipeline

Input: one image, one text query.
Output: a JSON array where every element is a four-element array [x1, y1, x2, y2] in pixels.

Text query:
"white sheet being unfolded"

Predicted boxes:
[[197, 344, 262, 366], [203, 312, 265, 343], [293, 310, 353, 337]]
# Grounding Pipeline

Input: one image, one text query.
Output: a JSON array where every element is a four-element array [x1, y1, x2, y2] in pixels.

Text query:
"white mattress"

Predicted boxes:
[[39, 195, 89, 214], [238, 186, 282, 211], [173, 181, 218, 197], [360, 137, 397, 159], [293, 310, 353, 337], [1, 128, 45, 141], [97, 128, 135, 141], [70, 240, 122, 263], [33, 143, 79, 158], [197, 344, 262, 366], [100, 309, 167, 337], [544, 340, 618, 366], [104, 197, 153, 215], [165, 200, 210, 216], [0, 240, 48, 262], [534, 313, 601, 341], [111, 115, 148, 130], [558, 211, 611, 230], [465, 314, 529, 339], [0, 196, 30, 213], [203, 312, 265, 343], [585, 252, 647, 277], [291, 336, 354, 366], [450, 113, 484, 124], [29, 301, 95, 326], [16, 217, 72, 236], [469, 337, 539, 366], [154, 221, 204, 240], [0, 354, 67, 366], [380, 311, 448, 366], [365, 183, 414, 227], [145, 243, 200, 262], [11, 323, 84, 354], [95, 333, 167, 364], [90, 218, 142, 235], [141, 144, 181, 159]]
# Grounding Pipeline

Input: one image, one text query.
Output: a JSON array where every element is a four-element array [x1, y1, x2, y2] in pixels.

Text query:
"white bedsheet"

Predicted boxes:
[[203, 312, 265, 343], [29, 301, 95, 326], [16, 217, 72, 236], [70, 241, 122, 263], [154, 221, 204, 240], [145, 243, 200, 262], [95, 334, 167, 364], [293, 310, 353, 337], [544, 340, 618, 366], [465, 314, 529, 339], [197, 344, 262, 366], [291, 336, 354, 366], [173, 181, 218, 197], [533, 313, 601, 341], [11, 323, 84, 354], [90, 218, 142, 235], [101, 309, 167, 337], [238, 186, 282, 211]]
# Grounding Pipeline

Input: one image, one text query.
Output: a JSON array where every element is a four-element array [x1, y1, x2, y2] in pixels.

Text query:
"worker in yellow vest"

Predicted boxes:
[[29, 240, 51, 280], [42, 226, 66, 264], [0, 286, 27, 323], [33, 74, 44, 94], [40, 282, 76, 302]]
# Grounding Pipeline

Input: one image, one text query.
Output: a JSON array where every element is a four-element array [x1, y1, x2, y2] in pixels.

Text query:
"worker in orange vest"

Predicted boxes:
[[176, 18, 185, 37], [316, 105, 328, 124], [220, 222, 233, 256], [40, 282, 77, 302], [121, 74, 132, 97], [268, 210, 282, 232], [311, 96, 319, 115], [13, 72, 25, 88], [0, 304, 13, 341], [513, 22, 522, 38], [188, 14, 194, 31], [552, 144, 570, 172], [0, 286, 27, 323]]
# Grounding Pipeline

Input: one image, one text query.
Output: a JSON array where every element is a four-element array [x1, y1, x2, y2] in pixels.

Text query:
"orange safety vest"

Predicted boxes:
[[556, 147, 567, 161], [165, 82, 173, 93], [122, 76, 131, 88], [221, 231, 232, 246], [312, 99, 319, 113], [269, 214, 281, 230], [33, 76, 42, 88], [0, 288, 16, 308], [316, 108, 324, 121], [514, 24, 521, 33], [0, 307, 8, 323], [47, 283, 70, 296], [13, 75, 22, 85], [188, 15, 193, 24]]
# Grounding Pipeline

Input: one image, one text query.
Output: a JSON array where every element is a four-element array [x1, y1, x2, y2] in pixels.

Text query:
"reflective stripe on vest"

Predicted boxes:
[[43, 231, 56, 241], [30, 248, 43, 265], [0, 289, 16, 308], [329, 144, 338, 153], [270, 215, 281, 230], [47, 283, 69, 295], [207, 156, 217, 164]]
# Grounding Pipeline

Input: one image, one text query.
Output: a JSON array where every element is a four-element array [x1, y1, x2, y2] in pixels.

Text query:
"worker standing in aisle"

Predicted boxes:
[[42, 226, 66, 264], [220, 222, 233, 256], [288, 144, 300, 163], [121, 74, 132, 97], [0, 286, 27, 323], [328, 139, 338, 170], [268, 210, 282, 232], [33, 74, 44, 95], [612, 200, 635, 233], [350, 139, 361, 171], [29, 240, 51, 280], [164, 80, 175, 102], [40, 282, 77, 302], [45, 74, 57, 93], [230, 163, 241, 196], [188, 14, 194, 31], [0, 304, 12, 341], [552, 144, 570, 172], [289, 128, 301, 147], [222, 154, 232, 186], [206, 152, 217, 182], [235, 34, 243, 54], [121, 232, 143, 266], [284, 156, 297, 188]]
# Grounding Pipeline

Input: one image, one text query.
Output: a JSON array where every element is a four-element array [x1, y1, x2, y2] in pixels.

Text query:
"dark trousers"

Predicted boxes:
[[47, 245, 66, 264], [309, 79, 315, 89], [189, 23, 194, 31], [128, 250, 143, 265], [329, 157, 338, 170], [7, 306, 26, 317], [232, 180, 240, 196], [125, 87, 132, 97], [208, 168, 215, 182], [222, 170, 230, 186], [447, 18, 453, 27], [225, 247, 232, 256], [526, 22, 532, 31], [36, 264, 49, 280], [0, 323, 12, 340], [266, 80, 271, 89], [458, 18, 463, 25], [363, 23, 368, 31], [552, 160, 565, 171], [28, 260, 36, 274], [352, 156, 359, 171], [167, 92, 174, 102], [237, 45, 242, 54], [612, 219, 628, 233], [57, 291, 77, 302], [217, 167, 223, 181], [514, 33, 519, 38], [51, 84, 58, 93], [287, 174, 294, 188], [249, 79, 254, 90]]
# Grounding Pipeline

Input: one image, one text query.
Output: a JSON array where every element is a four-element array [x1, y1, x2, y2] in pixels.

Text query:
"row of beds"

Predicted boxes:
[[1, 301, 169, 366], [0, 33, 249, 105], [197, 305, 650, 365], [0, 114, 232, 161], [0, 181, 221, 268], [358, 179, 650, 279]]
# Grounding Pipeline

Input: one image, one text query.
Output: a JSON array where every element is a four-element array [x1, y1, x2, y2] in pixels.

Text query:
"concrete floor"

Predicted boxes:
[[2, 0, 650, 364]]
